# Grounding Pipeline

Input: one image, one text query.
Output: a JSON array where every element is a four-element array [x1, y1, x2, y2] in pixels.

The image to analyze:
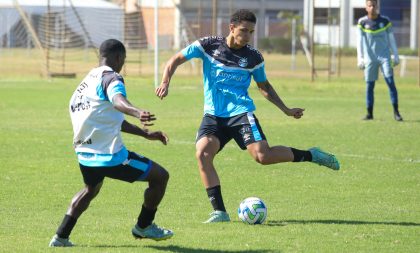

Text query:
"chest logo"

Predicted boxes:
[[238, 57, 248, 67], [212, 49, 221, 57], [379, 22, 384, 28]]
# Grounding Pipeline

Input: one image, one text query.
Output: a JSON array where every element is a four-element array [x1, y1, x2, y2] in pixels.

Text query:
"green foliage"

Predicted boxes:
[[398, 48, 418, 56], [0, 74, 419, 252], [258, 37, 293, 53]]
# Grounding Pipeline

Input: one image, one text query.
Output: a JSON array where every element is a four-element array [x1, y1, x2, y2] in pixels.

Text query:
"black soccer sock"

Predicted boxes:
[[206, 185, 226, 212], [392, 103, 399, 114], [367, 106, 373, 116], [56, 214, 78, 239], [291, 148, 312, 162], [137, 205, 157, 229]]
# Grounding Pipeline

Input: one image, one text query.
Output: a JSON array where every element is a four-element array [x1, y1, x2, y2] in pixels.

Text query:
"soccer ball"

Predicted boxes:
[[238, 197, 267, 225]]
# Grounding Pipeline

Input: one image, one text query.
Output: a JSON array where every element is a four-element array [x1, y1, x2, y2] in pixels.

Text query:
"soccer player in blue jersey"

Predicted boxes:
[[357, 0, 403, 121], [49, 39, 173, 247], [156, 9, 340, 223]]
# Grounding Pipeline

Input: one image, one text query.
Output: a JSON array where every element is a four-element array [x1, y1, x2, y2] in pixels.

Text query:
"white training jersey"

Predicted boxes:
[[69, 65, 126, 155]]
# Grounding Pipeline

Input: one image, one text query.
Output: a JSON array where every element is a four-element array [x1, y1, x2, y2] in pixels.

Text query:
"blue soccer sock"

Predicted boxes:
[[384, 76, 398, 106], [366, 81, 375, 110]]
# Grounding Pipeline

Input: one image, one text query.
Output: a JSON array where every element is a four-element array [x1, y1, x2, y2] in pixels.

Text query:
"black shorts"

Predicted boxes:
[[79, 151, 152, 187], [196, 112, 266, 151]]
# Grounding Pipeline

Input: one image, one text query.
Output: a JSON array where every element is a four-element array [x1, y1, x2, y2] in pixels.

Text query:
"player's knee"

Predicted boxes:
[[253, 152, 270, 165], [85, 186, 100, 199], [195, 149, 211, 161], [159, 168, 169, 184]]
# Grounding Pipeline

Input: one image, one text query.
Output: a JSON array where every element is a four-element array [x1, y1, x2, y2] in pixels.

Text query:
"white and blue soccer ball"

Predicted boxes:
[[238, 197, 267, 225]]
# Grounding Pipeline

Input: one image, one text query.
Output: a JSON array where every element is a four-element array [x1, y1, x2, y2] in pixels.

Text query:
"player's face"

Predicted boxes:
[[115, 52, 126, 73], [366, 1, 378, 16], [230, 21, 255, 48]]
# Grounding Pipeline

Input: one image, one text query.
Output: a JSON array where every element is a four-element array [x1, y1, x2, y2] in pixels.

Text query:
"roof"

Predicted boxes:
[[0, 0, 120, 9]]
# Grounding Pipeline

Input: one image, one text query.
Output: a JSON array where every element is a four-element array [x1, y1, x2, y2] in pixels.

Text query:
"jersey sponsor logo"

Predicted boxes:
[[238, 57, 248, 67], [74, 138, 92, 145], [70, 98, 91, 112], [218, 71, 245, 82]]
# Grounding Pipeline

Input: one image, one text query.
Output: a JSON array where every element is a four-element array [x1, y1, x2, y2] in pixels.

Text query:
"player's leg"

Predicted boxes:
[[196, 135, 221, 188], [365, 80, 375, 120], [364, 62, 378, 120], [115, 151, 172, 240], [196, 135, 230, 223], [381, 60, 403, 121], [49, 165, 104, 247], [247, 140, 298, 164], [195, 115, 230, 223], [247, 141, 339, 170], [233, 113, 339, 170]]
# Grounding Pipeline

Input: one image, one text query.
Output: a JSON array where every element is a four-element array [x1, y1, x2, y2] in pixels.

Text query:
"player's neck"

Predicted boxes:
[[368, 13, 378, 19], [226, 35, 244, 50]]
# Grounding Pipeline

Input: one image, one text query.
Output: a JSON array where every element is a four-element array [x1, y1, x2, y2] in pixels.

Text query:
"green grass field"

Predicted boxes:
[[0, 73, 419, 252]]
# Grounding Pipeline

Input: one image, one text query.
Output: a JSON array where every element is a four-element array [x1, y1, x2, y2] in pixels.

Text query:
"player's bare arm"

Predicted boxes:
[[121, 120, 168, 145], [256, 80, 304, 119], [112, 93, 156, 127], [156, 52, 188, 99]]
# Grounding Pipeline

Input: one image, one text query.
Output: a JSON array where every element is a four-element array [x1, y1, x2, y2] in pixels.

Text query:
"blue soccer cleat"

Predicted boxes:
[[132, 223, 173, 241], [203, 210, 231, 223], [309, 147, 340, 170], [49, 235, 74, 247]]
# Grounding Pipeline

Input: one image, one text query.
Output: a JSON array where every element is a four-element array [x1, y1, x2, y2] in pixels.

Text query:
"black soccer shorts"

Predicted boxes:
[[79, 151, 152, 187], [196, 112, 266, 152]]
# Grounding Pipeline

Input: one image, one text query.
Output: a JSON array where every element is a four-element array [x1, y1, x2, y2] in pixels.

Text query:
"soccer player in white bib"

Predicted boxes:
[[49, 39, 173, 247], [357, 0, 403, 121], [156, 9, 340, 223]]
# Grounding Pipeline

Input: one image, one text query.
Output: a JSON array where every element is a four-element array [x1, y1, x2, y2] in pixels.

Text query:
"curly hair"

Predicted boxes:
[[230, 9, 257, 25]]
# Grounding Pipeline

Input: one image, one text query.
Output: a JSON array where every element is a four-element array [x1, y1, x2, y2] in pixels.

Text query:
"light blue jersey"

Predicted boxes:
[[357, 15, 399, 81], [182, 36, 267, 117]]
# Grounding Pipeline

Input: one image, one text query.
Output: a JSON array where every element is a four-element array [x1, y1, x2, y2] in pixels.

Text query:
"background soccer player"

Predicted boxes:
[[49, 39, 173, 247], [156, 9, 340, 223], [357, 0, 403, 121]]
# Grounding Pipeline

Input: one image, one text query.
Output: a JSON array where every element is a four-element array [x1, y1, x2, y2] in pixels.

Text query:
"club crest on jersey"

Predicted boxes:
[[379, 23, 384, 28], [238, 57, 248, 67], [212, 49, 221, 57]]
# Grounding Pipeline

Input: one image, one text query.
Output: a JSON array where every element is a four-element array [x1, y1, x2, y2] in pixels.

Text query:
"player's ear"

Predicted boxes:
[[229, 23, 235, 33]]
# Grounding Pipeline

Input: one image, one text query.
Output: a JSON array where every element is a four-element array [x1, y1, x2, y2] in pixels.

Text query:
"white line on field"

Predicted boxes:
[[168, 140, 420, 164], [338, 153, 420, 164]]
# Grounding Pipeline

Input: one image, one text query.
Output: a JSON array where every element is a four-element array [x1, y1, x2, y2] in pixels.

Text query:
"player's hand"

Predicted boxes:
[[393, 57, 400, 67], [155, 82, 169, 100], [287, 108, 305, 119], [139, 110, 156, 127], [145, 130, 169, 145], [357, 60, 365, 70]]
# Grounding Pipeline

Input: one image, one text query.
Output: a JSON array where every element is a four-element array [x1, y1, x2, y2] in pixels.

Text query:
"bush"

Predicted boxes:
[[398, 48, 418, 56], [258, 37, 293, 54]]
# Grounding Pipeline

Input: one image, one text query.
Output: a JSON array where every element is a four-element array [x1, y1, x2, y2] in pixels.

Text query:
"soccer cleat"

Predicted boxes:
[[132, 223, 173, 241], [363, 114, 373, 120], [49, 235, 74, 247], [203, 210, 231, 223], [394, 113, 403, 121], [309, 147, 340, 170]]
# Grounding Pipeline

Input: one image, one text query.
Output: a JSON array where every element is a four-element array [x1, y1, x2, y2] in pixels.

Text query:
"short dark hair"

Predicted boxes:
[[230, 9, 257, 25], [99, 39, 126, 58]]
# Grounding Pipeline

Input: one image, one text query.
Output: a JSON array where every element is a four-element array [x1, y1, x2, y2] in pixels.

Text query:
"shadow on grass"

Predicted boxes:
[[146, 245, 272, 253], [77, 244, 141, 248], [266, 219, 420, 227]]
